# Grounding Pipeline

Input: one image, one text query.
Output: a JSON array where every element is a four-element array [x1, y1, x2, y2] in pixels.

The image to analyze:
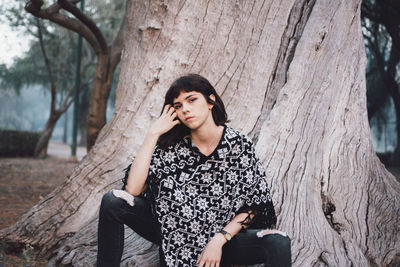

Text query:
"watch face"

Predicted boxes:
[[225, 233, 232, 241]]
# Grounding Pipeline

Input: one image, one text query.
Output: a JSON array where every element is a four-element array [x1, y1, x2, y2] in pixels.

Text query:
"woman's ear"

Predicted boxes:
[[209, 94, 216, 110]]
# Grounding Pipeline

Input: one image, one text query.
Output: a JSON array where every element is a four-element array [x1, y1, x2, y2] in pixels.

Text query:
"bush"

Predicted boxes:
[[0, 129, 41, 157]]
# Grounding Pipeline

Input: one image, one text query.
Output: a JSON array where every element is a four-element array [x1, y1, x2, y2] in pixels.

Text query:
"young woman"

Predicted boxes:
[[97, 74, 291, 267]]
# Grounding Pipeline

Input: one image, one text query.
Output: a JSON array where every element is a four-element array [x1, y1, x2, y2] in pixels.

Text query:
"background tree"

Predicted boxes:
[[0, 0, 124, 155], [25, 0, 127, 151], [0, 17, 89, 157], [1, 0, 399, 266], [361, 0, 400, 164]]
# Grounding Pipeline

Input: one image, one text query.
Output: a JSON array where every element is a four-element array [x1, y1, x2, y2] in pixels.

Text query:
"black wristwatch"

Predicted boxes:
[[219, 229, 232, 241]]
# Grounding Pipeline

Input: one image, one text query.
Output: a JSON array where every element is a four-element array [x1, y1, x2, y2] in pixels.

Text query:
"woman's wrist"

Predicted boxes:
[[213, 233, 228, 246], [145, 130, 161, 142]]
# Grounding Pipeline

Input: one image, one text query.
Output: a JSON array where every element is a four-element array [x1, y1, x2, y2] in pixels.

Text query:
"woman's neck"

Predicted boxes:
[[190, 123, 224, 155]]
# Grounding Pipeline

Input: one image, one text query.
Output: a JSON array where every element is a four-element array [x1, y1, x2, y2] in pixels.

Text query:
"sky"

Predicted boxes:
[[0, 1, 31, 66]]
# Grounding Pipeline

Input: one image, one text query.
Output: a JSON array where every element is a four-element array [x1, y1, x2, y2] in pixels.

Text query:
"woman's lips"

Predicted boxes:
[[185, 116, 194, 121]]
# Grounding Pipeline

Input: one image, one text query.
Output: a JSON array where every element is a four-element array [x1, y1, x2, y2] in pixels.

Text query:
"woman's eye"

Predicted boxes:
[[189, 98, 197, 102], [174, 105, 181, 109]]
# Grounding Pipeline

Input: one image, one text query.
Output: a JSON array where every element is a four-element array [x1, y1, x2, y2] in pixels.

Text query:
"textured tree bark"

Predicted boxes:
[[1, 0, 399, 266]]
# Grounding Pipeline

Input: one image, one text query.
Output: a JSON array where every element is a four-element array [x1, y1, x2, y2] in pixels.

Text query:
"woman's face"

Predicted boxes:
[[172, 91, 214, 130]]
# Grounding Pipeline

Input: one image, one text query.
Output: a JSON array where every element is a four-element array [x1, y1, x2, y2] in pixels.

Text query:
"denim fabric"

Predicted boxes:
[[221, 230, 291, 267], [97, 191, 291, 267]]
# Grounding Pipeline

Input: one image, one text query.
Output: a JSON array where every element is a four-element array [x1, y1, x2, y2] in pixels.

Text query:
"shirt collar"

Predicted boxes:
[[182, 125, 228, 158]]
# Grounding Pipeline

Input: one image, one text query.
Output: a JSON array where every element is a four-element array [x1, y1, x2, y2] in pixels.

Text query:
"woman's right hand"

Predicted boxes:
[[148, 104, 181, 137]]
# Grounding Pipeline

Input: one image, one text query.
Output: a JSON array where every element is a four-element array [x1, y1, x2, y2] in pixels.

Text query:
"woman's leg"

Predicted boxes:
[[220, 229, 291, 267], [97, 190, 161, 267]]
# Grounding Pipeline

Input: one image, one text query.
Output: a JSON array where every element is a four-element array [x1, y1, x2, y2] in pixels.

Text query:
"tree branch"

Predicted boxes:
[[25, 0, 80, 15], [36, 17, 57, 113], [56, 85, 74, 113], [58, 0, 108, 53], [25, 0, 102, 54], [57, 56, 92, 113]]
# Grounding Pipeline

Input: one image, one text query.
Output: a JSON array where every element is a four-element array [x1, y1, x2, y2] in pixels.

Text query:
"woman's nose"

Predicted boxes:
[[182, 103, 190, 113]]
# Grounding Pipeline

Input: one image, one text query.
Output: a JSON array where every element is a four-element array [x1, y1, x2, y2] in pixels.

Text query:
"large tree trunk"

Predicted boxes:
[[86, 6, 126, 151], [85, 47, 123, 150], [1, 0, 399, 266], [85, 21, 126, 151]]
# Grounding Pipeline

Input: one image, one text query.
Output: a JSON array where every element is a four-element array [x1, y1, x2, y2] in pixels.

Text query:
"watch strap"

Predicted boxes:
[[219, 229, 232, 241]]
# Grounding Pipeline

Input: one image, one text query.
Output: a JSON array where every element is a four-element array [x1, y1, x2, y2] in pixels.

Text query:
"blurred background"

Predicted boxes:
[[0, 0, 123, 160]]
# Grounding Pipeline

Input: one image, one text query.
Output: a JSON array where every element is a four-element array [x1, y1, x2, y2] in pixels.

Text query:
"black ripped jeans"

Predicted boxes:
[[97, 191, 291, 267]]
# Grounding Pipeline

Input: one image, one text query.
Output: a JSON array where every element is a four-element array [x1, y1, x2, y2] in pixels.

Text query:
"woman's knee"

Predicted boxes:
[[261, 234, 291, 266], [100, 191, 125, 212], [100, 190, 149, 215], [261, 233, 291, 252]]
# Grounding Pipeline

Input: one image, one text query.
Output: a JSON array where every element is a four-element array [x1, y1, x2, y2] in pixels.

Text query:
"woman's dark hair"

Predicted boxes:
[[158, 74, 228, 148]]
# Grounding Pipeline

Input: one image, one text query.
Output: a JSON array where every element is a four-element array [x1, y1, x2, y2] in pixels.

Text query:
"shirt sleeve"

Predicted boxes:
[[236, 140, 277, 229]]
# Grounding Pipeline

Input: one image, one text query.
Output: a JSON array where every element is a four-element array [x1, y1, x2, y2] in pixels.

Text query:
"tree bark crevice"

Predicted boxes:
[[249, 0, 316, 142]]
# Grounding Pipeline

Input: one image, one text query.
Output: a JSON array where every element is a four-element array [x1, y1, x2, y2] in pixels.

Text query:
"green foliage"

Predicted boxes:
[[0, 129, 41, 157]]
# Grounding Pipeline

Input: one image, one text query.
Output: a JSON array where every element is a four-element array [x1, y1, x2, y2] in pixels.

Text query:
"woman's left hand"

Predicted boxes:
[[196, 234, 226, 267]]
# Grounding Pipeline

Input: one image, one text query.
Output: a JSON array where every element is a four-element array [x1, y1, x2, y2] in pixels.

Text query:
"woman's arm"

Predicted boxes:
[[125, 105, 180, 196], [196, 212, 251, 267], [197, 212, 285, 267]]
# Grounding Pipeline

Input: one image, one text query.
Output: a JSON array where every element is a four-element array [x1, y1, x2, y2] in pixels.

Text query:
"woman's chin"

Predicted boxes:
[[184, 122, 200, 131]]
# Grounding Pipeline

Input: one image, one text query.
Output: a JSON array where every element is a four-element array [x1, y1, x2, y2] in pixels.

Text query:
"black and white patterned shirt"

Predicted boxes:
[[125, 126, 276, 266]]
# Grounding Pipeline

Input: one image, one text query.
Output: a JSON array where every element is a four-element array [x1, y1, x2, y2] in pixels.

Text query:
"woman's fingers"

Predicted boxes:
[[197, 257, 220, 267], [162, 104, 171, 115], [169, 109, 177, 118], [196, 251, 203, 265], [164, 104, 177, 117], [167, 105, 175, 116], [163, 105, 178, 120]]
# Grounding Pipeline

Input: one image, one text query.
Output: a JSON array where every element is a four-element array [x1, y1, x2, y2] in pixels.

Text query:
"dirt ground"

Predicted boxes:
[[0, 157, 398, 266], [0, 156, 78, 267]]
